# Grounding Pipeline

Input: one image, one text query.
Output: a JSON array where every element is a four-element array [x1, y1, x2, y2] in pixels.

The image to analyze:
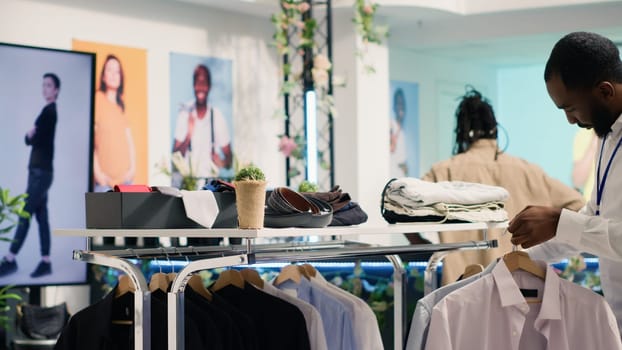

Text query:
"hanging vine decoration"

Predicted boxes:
[[353, 0, 389, 74], [271, 0, 334, 180], [272, 0, 387, 181]]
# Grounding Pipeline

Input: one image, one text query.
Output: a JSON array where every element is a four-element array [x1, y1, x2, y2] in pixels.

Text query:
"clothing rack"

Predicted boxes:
[[56, 221, 505, 350]]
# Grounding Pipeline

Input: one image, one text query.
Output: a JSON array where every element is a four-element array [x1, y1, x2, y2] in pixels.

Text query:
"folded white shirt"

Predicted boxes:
[[387, 178, 509, 208]]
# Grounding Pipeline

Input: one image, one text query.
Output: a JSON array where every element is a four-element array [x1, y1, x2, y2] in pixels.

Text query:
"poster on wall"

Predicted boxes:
[[72, 39, 148, 191], [0, 43, 92, 286], [169, 52, 234, 186], [389, 80, 420, 178]]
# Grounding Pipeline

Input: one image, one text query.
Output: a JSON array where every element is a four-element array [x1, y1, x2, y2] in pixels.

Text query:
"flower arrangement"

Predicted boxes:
[[156, 151, 215, 190]]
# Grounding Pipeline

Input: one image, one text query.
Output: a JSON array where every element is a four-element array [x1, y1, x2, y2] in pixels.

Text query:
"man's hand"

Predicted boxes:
[[508, 206, 562, 248]]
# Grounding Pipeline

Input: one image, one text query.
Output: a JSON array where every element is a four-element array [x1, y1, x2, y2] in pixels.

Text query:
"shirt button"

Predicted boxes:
[[512, 331, 518, 336]]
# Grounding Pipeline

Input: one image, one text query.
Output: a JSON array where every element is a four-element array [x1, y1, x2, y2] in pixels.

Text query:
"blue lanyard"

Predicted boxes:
[[595, 133, 622, 215]]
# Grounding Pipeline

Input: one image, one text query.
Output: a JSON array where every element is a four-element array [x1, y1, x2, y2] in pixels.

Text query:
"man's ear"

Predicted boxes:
[[597, 81, 616, 100]]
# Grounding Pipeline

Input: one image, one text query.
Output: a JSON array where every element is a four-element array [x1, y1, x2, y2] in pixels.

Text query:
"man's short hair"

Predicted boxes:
[[544, 31, 622, 90], [43, 73, 61, 90], [193, 64, 212, 87]]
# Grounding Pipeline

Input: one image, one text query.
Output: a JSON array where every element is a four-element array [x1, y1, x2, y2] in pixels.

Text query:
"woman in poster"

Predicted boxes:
[[93, 54, 136, 191]]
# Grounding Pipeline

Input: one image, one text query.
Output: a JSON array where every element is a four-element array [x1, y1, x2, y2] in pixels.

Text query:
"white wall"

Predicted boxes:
[[0, 0, 285, 187], [496, 65, 578, 186], [389, 48, 498, 172]]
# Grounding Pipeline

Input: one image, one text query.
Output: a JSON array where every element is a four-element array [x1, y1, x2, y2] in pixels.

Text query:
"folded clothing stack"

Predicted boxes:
[[382, 178, 509, 224], [304, 186, 368, 226]]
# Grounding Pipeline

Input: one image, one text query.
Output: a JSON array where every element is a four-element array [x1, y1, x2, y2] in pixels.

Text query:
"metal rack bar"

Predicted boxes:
[[72, 234, 499, 350], [386, 254, 406, 350], [251, 240, 497, 262], [423, 239, 499, 295]]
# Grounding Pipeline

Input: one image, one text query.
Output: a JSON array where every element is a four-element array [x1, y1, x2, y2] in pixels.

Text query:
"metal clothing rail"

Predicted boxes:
[[63, 221, 505, 350], [72, 238, 497, 350]]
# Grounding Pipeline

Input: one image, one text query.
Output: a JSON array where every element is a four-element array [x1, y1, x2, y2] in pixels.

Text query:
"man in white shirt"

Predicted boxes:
[[173, 64, 232, 179], [508, 31, 622, 330]]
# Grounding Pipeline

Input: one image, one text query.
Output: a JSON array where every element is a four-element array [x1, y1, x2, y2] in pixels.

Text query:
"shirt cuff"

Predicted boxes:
[[555, 208, 587, 247]]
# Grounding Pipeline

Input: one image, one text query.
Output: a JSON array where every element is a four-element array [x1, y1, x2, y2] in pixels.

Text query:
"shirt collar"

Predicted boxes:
[[492, 259, 561, 320], [610, 113, 622, 136], [468, 139, 498, 150]]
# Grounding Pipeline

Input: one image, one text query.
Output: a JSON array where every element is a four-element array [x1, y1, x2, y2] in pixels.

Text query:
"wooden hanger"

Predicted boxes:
[[187, 274, 213, 301], [298, 266, 311, 280], [115, 274, 136, 298], [301, 263, 318, 278], [211, 269, 245, 292], [240, 269, 264, 288], [149, 272, 169, 293], [503, 251, 546, 280], [273, 264, 302, 286], [167, 272, 177, 284], [461, 264, 484, 280]]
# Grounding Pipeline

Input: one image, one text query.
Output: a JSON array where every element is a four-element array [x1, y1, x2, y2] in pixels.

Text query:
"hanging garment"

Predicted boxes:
[[309, 273, 384, 350], [213, 281, 310, 350], [276, 277, 356, 350], [424, 260, 622, 350], [406, 259, 497, 350], [261, 282, 328, 350], [211, 293, 259, 350]]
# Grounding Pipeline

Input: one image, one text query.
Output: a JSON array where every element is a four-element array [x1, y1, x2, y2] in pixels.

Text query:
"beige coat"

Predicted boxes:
[[422, 139, 585, 284]]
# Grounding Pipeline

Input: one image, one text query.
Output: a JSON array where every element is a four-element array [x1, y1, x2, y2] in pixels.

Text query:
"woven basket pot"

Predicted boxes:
[[233, 180, 267, 229]]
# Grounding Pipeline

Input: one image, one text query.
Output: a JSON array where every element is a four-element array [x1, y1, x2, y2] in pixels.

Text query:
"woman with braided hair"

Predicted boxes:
[[407, 86, 584, 284]]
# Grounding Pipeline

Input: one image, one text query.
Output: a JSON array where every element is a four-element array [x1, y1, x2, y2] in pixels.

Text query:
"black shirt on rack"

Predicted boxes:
[[211, 293, 259, 350], [185, 286, 245, 350], [213, 282, 311, 350], [55, 287, 134, 350]]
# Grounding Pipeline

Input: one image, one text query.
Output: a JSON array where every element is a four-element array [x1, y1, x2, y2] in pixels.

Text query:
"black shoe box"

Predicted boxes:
[[85, 191, 237, 229]]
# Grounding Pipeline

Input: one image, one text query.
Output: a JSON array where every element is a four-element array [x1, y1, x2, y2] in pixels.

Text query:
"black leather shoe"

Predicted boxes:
[[0, 258, 17, 277], [30, 261, 52, 278]]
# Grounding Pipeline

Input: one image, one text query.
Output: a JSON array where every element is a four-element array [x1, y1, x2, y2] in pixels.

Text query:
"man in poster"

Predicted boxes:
[[173, 64, 232, 180], [0, 73, 59, 278]]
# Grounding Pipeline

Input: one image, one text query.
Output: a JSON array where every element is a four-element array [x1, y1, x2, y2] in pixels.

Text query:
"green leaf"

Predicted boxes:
[[0, 293, 21, 301]]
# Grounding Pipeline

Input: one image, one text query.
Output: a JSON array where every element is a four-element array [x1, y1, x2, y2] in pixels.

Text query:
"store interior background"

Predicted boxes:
[[2, 0, 622, 330]]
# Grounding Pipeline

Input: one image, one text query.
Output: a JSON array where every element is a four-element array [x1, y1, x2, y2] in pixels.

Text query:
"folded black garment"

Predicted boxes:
[[329, 202, 368, 226], [264, 187, 333, 228], [203, 179, 235, 192], [304, 185, 351, 212], [381, 208, 468, 224]]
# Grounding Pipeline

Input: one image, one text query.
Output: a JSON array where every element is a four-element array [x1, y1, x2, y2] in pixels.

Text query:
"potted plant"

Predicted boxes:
[[233, 165, 267, 229], [0, 187, 28, 331]]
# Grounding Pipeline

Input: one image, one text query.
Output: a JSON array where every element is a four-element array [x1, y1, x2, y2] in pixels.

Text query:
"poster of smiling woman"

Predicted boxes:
[[169, 52, 234, 186], [72, 39, 149, 191]]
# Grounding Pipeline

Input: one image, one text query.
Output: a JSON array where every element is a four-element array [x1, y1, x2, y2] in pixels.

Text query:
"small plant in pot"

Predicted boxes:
[[0, 187, 28, 330], [233, 165, 267, 229]]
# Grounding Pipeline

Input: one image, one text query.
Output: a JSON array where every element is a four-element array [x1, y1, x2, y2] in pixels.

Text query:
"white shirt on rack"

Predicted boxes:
[[527, 113, 622, 332], [424, 260, 621, 350], [309, 273, 384, 350]]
